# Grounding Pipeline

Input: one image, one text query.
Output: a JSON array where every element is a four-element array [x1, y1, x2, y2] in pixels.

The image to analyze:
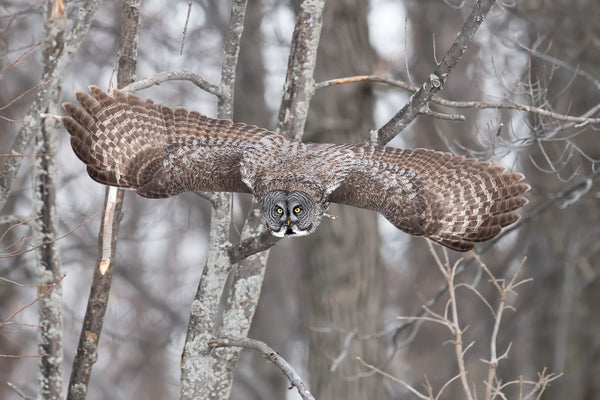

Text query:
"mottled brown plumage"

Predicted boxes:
[[62, 86, 530, 251]]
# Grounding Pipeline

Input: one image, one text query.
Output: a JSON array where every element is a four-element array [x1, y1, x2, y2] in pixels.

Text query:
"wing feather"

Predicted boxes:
[[328, 145, 529, 251], [62, 86, 278, 198], [63, 87, 530, 251]]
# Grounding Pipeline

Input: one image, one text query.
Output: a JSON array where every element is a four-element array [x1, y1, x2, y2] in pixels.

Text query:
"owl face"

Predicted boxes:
[[262, 190, 319, 237]]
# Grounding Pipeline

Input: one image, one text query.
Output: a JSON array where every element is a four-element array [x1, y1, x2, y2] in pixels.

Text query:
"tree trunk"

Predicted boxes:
[[32, 2, 67, 398], [302, 1, 386, 398]]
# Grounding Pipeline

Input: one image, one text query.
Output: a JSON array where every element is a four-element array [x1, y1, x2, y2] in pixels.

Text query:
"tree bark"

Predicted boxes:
[[32, 2, 67, 398]]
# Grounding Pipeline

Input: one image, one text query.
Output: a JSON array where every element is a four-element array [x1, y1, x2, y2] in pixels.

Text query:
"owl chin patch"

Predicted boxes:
[[271, 226, 312, 238]]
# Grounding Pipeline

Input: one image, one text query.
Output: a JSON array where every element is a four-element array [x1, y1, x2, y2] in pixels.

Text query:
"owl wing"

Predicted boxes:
[[327, 144, 530, 251], [62, 86, 279, 198]]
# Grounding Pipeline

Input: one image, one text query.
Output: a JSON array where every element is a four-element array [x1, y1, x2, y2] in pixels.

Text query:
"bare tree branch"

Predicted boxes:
[[0, 79, 50, 113], [315, 74, 415, 91], [66, 187, 125, 400], [356, 357, 433, 400], [425, 243, 474, 400], [433, 99, 600, 126], [515, 41, 600, 92], [122, 69, 220, 96], [228, 229, 280, 264], [384, 248, 559, 399], [0, 41, 41, 76], [0, 209, 101, 259], [210, 337, 316, 400], [316, 74, 600, 126], [180, 0, 193, 55], [0, 274, 65, 329], [376, 0, 496, 145], [6, 381, 34, 400]]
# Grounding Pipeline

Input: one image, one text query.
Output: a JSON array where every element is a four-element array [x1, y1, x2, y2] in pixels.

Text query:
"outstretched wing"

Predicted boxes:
[[62, 86, 279, 198], [327, 145, 530, 251]]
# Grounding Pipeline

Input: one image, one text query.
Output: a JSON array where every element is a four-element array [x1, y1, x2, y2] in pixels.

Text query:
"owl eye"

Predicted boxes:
[[276, 207, 284, 215], [293, 206, 302, 214]]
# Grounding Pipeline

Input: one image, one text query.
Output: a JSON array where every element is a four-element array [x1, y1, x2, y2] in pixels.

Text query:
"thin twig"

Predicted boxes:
[[0, 275, 65, 329], [6, 381, 34, 400], [516, 41, 600, 91], [0, 79, 52, 111], [0, 215, 40, 243], [436, 98, 600, 125], [356, 357, 431, 400], [0, 275, 43, 288], [0, 208, 101, 258], [1, 353, 49, 359], [0, 41, 41, 76], [421, 107, 466, 121], [180, 0, 193, 55], [330, 331, 356, 372]]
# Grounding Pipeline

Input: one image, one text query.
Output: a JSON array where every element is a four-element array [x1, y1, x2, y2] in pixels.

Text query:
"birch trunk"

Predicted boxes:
[[31, 2, 68, 398]]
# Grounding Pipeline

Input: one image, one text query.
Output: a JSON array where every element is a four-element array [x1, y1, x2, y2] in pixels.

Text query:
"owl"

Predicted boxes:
[[62, 86, 530, 251]]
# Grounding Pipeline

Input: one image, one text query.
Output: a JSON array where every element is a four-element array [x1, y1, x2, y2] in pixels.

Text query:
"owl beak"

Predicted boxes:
[[286, 220, 291, 227]]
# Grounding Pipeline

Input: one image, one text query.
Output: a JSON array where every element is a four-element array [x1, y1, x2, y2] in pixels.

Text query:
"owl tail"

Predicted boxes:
[[62, 86, 165, 191], [423, 159, 530, 252]]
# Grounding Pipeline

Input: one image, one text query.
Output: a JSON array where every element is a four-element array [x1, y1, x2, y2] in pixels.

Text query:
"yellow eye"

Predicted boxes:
[[276, 207, 284, 215], [293, 207, 301, 214]]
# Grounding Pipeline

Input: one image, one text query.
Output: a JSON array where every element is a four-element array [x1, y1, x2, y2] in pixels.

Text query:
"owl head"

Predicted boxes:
[[262, 190, 321, 237]]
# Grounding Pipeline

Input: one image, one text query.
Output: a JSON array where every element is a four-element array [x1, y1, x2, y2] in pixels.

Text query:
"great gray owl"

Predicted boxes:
[[62, 86, 530, 251]]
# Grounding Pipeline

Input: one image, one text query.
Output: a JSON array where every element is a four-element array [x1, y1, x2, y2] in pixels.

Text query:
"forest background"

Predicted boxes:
[[1, 0, 599, 399]]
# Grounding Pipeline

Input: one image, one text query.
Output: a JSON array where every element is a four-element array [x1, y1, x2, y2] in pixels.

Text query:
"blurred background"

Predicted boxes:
[[1, 0, 599, 399]]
